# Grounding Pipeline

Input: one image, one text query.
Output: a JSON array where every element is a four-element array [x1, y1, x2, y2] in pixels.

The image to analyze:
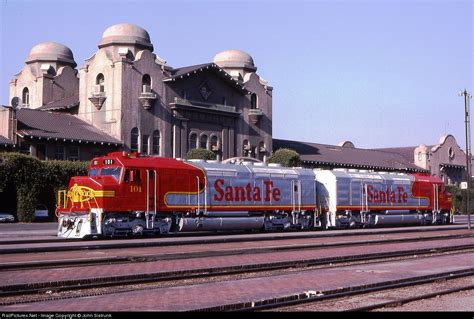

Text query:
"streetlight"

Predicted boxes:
[[459, 89, 472, 230]]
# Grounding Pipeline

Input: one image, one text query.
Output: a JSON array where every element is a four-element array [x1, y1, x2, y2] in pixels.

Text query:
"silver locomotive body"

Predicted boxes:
[[314, 169, 445, 228]]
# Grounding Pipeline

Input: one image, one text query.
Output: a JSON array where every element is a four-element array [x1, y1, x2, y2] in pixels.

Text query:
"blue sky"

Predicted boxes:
[[0, 0, 472, 149]]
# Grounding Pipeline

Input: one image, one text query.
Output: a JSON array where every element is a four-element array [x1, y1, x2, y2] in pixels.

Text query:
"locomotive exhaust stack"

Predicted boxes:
[[56, 152, 453, 239]]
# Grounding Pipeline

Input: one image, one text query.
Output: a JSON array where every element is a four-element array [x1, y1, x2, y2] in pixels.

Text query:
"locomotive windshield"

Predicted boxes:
[[100, 167, 122, 181], [88, 168, 99, 177], [87, 167, 122, 181]]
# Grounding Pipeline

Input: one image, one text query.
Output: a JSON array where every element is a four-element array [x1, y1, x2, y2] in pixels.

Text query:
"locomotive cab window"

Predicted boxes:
[[124, 169, 141, 183]]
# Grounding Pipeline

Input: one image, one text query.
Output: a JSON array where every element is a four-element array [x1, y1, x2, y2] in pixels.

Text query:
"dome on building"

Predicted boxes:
[[338, 141, 355, 148], [98, 23, 153, 50], [213, 49, 256, 71], [26, 42, 76, 67]]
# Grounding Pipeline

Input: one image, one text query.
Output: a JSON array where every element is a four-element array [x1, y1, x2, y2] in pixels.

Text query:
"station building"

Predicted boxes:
[[0, 23, 472, 186], [274, 134, 473, 186], [0, 23, 273, 162]]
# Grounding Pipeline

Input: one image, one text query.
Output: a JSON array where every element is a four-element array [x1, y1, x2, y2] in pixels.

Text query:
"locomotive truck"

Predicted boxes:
[[56, 152, 453, 239]]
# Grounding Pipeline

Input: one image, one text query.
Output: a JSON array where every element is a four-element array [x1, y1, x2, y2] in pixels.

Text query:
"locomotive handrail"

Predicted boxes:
[[298, 180, 302, 211], [204, 177, 208, 215], [92, 196, 99, 211], [360, 183, 369, 224], [290, 181, 293, 211], [196, 176, 200, 214], [146, 170, 149, 213], [145, 169, 158, 229], [154, 170, 157, 215], [57, 190, 67, 209]]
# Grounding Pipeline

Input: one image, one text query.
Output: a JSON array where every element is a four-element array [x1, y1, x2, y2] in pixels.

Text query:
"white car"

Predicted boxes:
[[0, 213, 15, 223]]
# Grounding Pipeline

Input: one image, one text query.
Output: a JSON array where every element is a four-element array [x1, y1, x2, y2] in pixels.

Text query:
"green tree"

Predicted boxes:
[[186, 148, 217, 161], [268, 148, 301, 167]]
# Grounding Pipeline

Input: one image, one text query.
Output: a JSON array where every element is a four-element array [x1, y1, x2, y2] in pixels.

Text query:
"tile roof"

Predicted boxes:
[[0, 135, 14, 146], [165, 63, 249, 93], [372, 146, 418, 164], [16, 109, 121, 145], [273, 138, 425, 172], [170, 63, 213, 79], [37, 94, 80, 111]]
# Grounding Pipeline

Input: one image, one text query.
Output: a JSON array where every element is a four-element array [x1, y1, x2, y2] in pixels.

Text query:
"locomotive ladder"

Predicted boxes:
[[291, 180, 302, 225], [145, 169, 158, 229], [361, 183, 369, 224], [433, 184, 440, 224], [291, 180, 302, 212]]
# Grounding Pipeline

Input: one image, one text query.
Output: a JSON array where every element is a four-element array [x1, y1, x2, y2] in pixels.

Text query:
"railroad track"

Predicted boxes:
[[348, 283, 474, 312], [1, 239, 474, 306], [1, 225, 473, 311], [2, 231, 474, 271], [243, 268, 474, 312], [267, 274, 474, 312], [0, 224, 466, 254]]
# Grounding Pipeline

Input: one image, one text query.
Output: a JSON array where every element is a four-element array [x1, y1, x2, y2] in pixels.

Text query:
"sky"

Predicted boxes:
[[0, 0, 472, 149]]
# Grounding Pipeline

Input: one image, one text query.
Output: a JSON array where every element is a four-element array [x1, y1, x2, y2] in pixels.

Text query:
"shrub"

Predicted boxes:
[[0, 153, 88, 222], [186, 148, 217, 160], [268, 148, 301, 167], [0, 153, 42, 222], [445, 184, 474, 214]]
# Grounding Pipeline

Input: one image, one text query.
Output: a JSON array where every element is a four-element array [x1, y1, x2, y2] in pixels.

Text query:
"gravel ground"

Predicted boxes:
[[275, 275, 474, 312], [377, 289, 474, 312]]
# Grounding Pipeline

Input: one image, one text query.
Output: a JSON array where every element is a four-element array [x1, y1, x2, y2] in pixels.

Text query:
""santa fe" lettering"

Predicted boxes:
[[366, 185, 408, 203], [213, 179, 281, 202]]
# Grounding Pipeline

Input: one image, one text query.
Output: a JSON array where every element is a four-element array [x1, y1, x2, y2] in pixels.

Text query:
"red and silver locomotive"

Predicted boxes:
[[56, 152, 453, 238]]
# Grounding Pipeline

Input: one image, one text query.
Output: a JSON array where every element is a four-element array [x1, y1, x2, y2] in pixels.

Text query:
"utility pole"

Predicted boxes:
[[459, 89, 472, 230]]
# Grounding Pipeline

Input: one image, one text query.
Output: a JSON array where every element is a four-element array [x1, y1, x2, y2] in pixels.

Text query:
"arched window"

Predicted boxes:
[[448, 147, 455, 160], [210, 135, 219, 151], [152, 130, 160, 155], [96, 74, 105, 92], [200, 134, 208, 149], [250, 93, 257, 109], [130, 127, 139, 152], [142, 74, 151, 92], [22, 87, 30, 107], [189, 133, 197, 149]]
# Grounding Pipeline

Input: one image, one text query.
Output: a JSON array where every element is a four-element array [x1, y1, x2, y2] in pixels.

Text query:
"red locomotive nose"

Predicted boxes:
[[64, 176, 117, 210]]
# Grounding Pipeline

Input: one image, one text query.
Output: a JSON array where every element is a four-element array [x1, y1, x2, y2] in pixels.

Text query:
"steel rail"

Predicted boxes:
[[1, 244, 474, 302], [2, 233, 474, 271], [0, 224, 467, 255], [344, 284, 474, 312], [201, 268, 474, 312]]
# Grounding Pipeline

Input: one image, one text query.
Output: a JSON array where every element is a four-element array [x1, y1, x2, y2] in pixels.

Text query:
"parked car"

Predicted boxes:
[[0, 212, 15, 223]]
